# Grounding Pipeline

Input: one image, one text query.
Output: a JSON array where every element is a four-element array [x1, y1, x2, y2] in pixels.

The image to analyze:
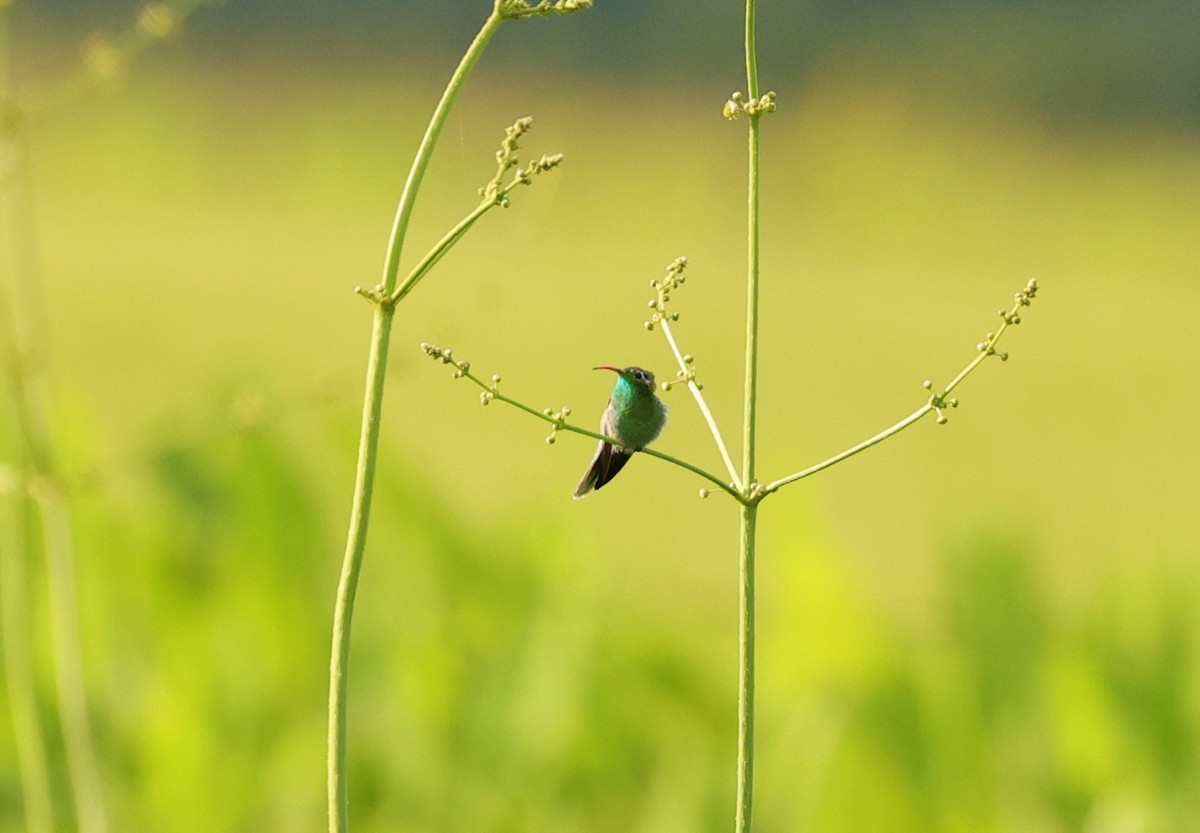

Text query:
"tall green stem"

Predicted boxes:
[[0, 10, 107, 833], [735, 502, 757, 833], [736, 1, 761, 831], [326, 8, 505, 833], [0, 486, 54, 833]]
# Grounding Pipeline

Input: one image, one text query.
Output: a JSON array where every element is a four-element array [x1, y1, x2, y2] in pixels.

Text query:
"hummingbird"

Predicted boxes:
[[573, 365, 667, 499]]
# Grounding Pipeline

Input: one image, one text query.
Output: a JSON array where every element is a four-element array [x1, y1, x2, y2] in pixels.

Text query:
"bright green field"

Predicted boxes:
[[3, 4, 1199, 833]]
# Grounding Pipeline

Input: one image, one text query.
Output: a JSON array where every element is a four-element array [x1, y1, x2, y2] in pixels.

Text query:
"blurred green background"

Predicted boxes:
[[1, 1, 1198, 831]]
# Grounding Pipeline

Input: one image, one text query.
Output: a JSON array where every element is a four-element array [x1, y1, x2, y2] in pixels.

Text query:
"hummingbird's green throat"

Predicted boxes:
[[573, 365, 668, 499]]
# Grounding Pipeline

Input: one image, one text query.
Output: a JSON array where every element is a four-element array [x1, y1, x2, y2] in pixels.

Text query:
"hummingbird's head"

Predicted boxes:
[[594, 365, 656, 390]]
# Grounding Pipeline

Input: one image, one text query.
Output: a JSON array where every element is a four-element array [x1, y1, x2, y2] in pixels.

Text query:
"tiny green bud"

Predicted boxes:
[[923, 379, 933, 390], [699, 488, 709, 499]]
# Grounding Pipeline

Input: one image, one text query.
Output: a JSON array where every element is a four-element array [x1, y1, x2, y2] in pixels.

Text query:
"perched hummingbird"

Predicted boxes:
[[573, 365, 667, 499]]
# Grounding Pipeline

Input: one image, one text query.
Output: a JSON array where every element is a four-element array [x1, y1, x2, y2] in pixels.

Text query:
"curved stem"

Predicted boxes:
[[328, 306, 394, 833], [381, 10, 505, 297], [327, 9, 505, 833], [763, 278, 1037, 496]]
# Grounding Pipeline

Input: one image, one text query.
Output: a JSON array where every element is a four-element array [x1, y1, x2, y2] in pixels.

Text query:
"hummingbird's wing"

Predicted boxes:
[[572, 440, 633, 499], [572, 405, 633, 499]]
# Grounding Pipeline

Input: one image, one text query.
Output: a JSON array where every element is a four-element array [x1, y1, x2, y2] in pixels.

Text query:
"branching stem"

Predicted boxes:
[[763, 278, 1037, 495], [423, 351, 743, 500], [736, 0, 762, 829], [329, 5, 587, 829], [392, 152, 562, 305], [328, 8, 505, 833]]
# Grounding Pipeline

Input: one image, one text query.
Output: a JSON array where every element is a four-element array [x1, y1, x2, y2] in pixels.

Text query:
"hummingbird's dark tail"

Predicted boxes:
[[572, 440, 633, 499]]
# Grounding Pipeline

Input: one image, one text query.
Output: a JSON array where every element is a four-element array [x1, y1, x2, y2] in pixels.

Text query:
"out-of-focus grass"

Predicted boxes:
[[1, 23, 1198, 833]]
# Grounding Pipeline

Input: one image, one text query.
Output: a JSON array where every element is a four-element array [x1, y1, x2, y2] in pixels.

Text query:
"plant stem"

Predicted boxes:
[[327, 8, 505, 833], [393, 159, 557, 305], [0, 485, 54, 833], [735, 501, 757, 833], [763, 278, 1037, 495], [380, 9, 505, 298], [736, 0, 761, 830], [328, 304, 395, 833], [449, 363, 742, 499], [764, 405, 930, 494], [658, 318, 743, 491], [43, 498, 108, 833]]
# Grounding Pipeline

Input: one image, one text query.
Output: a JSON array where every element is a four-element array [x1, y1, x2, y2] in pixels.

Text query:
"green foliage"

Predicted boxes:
[[7, 422, 1199, 832]]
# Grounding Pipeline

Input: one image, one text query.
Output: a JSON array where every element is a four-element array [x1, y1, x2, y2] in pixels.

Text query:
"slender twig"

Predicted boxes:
[[762, 278, 1038, 495], [647, 259, 744, 491], [660, 318, 743, 489], [392, 148, 563, 305], [418, 344, 743, 500], [765, 406, 931, 494]]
